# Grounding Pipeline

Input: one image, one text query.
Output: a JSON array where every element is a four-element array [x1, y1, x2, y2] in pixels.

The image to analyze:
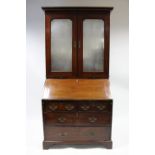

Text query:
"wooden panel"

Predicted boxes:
[[42, 79, 112, 100], [44, 126, 111, 141]]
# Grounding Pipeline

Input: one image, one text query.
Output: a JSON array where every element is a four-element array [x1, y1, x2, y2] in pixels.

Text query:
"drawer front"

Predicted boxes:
[[43, 112, 112, 126], [44, 112, 76, 126], [43, 100, 112, 113], [78, 112, 112, 126], [44, 101, 77, 112], [78, 101, 112, 112], [44, 126, 111, 141]]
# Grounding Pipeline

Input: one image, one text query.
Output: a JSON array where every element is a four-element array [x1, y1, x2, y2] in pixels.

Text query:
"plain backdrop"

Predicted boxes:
[[26, 0, 129, 155]]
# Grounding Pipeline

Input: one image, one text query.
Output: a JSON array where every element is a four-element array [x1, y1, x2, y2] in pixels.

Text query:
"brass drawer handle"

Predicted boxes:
[[97, 105, 106, 110], [81, 105, 90, 110], [88, 117, 97, 123], [58, 117, 66, 123], [58, 132, 68, 137], [49, 104, 58, 111], [65, 104, 74, 111]]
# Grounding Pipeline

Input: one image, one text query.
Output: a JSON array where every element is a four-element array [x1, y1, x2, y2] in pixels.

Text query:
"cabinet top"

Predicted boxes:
[[42, 79, 112, 100], [42, 7, 113, 12]]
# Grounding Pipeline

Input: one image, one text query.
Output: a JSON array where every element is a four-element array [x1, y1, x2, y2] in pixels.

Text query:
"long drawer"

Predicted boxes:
[[43, 112, 111, 126], [44, 126, 111, 141], [43, 100, 112, 112]]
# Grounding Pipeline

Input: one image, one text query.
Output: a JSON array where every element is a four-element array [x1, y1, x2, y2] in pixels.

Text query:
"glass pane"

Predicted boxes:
[[83, 19, 104, 72], [51, 19, 72, 72]]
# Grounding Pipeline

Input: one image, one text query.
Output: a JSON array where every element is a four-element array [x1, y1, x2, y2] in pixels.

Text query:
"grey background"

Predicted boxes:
[[26, 0, 128, 153]]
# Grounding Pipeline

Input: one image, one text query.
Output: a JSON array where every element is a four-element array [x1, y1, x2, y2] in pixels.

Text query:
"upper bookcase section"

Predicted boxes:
[[42, 7, 113, 79]]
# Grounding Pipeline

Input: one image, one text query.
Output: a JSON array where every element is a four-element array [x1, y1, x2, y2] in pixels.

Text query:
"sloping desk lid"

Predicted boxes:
[[42, 79, 112, 100]]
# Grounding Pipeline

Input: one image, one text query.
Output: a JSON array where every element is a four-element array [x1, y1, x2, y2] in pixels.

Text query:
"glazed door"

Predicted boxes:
[[45, 13, 77, 78], [78, 14, 110, 78]]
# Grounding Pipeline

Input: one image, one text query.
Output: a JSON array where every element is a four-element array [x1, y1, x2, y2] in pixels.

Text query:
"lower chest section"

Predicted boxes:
[[42, 100, 113, 142]]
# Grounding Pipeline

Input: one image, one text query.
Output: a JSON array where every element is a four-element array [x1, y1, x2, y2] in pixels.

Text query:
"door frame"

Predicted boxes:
[[45, 11, 78, 78], [77, 13, 110, 78]]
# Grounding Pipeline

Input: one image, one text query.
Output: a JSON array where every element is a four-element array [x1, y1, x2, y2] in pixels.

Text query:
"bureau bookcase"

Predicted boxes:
[[42, 7, 113, 149]]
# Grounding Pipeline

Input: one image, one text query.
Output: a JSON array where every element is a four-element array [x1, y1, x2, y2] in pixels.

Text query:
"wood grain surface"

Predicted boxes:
[[43, 79, 112, 100]]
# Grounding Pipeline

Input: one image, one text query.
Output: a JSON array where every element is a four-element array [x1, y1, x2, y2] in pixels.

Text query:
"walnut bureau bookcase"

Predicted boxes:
[[42, 7, 113, 149]]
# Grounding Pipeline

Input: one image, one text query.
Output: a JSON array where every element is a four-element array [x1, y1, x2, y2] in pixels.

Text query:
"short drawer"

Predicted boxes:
[[44, 126, 111, 141], [43, 101, 76, 112], [43, 112, 76, 126], [77, 112, 112, 126], [78, 101, 112, 112]]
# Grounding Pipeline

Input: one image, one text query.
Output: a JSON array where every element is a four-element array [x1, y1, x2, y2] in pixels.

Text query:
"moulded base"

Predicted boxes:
[[43, 140, 112, 149]]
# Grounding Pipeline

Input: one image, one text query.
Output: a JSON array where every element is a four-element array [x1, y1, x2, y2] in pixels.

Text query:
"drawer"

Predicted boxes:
[[44, 126, 111, 141], [43, 101, 76, 112], [44, 112, 77, 126], [78, 112, 112, 126], [43, 100, 112, 113], [78, 101, 112, 112]]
